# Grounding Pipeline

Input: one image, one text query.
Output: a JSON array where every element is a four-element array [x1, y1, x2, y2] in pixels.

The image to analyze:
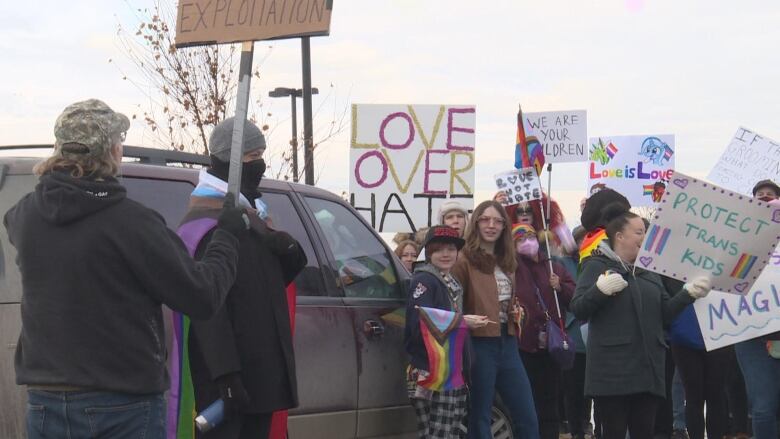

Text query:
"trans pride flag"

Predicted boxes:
[[515, 106, 546, 175], [417, 306, 468, 391]]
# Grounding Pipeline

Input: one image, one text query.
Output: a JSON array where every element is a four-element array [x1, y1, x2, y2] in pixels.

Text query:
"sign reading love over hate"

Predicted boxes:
[[707, 127, 780, 195], [637, 171, 780, 294], [525, 110, 587, 163], [349, 104, 476, 233], [495, 168, 543, 207], [176, 0, 333, 47]]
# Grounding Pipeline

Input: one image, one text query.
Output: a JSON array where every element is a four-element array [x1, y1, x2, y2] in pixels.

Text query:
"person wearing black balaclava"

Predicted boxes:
[[177, 117, 307, 439]]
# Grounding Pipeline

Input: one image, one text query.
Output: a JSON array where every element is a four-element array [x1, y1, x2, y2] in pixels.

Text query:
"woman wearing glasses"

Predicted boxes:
[[452, 200, 540, 439]]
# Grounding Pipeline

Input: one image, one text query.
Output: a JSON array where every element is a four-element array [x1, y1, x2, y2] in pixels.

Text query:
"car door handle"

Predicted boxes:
[[363, 320, 385, 339]]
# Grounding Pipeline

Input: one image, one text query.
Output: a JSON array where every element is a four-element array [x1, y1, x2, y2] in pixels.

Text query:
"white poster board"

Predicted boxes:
[[707, 127, 780, 195], [588, 134, 675, 207], [525, 110, 587, 163], [349, 104, 476, 233], [637, 171, 780, 294], [494, 167, 543, 207], [694, 253, 780, 350]]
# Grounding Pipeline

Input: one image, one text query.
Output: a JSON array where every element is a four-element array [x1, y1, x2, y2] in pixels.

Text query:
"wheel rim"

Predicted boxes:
[[490, 406, 513, 439]]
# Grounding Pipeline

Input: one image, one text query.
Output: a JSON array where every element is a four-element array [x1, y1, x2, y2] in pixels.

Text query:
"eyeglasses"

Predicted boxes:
[[516, 208, 533, 215], [478, 216, 505, 226]]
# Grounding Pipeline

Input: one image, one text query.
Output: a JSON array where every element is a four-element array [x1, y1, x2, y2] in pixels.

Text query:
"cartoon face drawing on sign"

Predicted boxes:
[[639, 136, 674, 166]]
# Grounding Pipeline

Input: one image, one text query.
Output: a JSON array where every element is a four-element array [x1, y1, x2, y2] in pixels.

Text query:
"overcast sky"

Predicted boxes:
[[2, 0, 779, 225]]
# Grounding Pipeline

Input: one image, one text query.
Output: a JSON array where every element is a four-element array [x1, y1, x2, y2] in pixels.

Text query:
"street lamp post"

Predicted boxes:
[[268, 86, 319, 183]]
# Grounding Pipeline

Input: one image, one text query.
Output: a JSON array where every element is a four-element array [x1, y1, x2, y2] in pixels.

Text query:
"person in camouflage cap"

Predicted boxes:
[[54, 99, 130, 157]]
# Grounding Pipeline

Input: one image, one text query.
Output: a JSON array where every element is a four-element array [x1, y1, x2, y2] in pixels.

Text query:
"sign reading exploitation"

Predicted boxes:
[[525, 110, 587, 163], [588, 134, 675, 207], [175, 0, 333, 47], [694, 254, 780, 350], [707, 127, 780, 195], [495, 168, 542, 207], [349, 104, 476, 233], [637, 171, 780, 294]]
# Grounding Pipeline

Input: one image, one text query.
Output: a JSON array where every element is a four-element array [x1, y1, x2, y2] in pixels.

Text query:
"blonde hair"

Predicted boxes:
[[34, 144, 119, 178], [394, 240, 419, 259], [462, 200, 517, 274]]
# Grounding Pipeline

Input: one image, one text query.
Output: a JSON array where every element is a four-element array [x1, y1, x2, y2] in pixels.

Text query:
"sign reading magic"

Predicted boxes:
[[176, 0, 333, 46]]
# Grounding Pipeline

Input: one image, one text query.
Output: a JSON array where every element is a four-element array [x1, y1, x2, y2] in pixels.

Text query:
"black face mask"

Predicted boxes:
[[208, 157, 266, 205]]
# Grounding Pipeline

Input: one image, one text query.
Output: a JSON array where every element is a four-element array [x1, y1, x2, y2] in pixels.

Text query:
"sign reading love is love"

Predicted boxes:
[[637, 171, 780, 294], [349, 104, 476, 233], [494, 168, 543, 206]]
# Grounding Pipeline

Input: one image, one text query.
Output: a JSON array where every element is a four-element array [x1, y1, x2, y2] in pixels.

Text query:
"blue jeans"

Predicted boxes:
[[26, 390, 165, 439], [672, 368, 686, 430], [468, 330, 539, 439], [735, 339, 780, 439]]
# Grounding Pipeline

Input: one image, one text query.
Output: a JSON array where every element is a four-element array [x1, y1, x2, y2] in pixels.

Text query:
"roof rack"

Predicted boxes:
[[0, 145, 210, 167]]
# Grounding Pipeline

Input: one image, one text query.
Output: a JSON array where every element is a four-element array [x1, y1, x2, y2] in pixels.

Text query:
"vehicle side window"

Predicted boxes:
[[0, 173, 37, 303], [261, 192, 326, 297], [121, 177, 194, 228], [305, 197, 402, 299]]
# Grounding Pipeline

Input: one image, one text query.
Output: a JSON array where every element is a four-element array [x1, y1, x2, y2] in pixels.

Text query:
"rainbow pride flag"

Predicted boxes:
[[417, 306, 467, 391], [731, 253, 758, 279], [579, 228, 607, 263], [606, 142, 618, 158], [643, 184, 655, 196], [515, 107, 546, 175]]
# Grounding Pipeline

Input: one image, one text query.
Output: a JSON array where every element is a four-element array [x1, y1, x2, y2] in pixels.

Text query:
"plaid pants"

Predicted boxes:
[[411, 386, 468, 438]]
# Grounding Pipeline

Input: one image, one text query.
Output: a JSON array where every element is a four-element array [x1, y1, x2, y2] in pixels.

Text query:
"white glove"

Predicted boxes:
[[596, 272, 628, 296], [685, 277, 711, 299]]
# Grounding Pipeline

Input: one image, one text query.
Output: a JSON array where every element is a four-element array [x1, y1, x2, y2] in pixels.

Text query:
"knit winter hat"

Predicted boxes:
[[437, 200, 469, 224], [512, 223, 536, 241], [208, 116, 266, 161]]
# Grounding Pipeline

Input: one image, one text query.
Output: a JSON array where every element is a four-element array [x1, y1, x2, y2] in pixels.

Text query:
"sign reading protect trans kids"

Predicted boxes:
[[587, 134, 675, 207]]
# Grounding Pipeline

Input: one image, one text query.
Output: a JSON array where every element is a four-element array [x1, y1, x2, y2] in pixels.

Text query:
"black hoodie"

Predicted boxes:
[[4, 172, 239, 394]]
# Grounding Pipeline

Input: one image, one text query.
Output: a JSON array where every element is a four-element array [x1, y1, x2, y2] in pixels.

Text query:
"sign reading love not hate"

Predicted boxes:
[[694, 254, 780, 351], [495, 168, 543, 207], [588, 134, 675, 207], [525, 110, 587, 163], [349, 104, 476, 233], [707, 127, 780, 196], [637, 171, 780, 294]]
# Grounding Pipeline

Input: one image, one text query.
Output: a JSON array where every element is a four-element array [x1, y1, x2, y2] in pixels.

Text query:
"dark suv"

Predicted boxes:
[[0, 146, 515, 438]]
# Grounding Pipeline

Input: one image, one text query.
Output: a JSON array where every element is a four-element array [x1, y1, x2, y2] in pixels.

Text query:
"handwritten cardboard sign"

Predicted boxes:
[[694, 253, 780, 350], [495, 168, 542, 206], [175, 0, 333, 47], [588, 134, 675, 207], [525, 110, 587, 163], [638, 171, 780, 294], [707, 127, 780, 195], [349, 104, 476, 233]]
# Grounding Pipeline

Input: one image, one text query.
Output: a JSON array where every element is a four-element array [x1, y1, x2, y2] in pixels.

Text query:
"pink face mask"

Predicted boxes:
[[516, 238, 539, 257]]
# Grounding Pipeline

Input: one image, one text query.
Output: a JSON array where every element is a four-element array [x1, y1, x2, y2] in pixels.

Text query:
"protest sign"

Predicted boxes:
[[588, 134, 675, 207], [525, 110, 587, 163], [694, 252, 780, 350], [176, 0, 333, 47], [707, 127, 780, 195], [637, 171, 780, 294], [349, 104, 476, 233], [495, 168, 542, 206]]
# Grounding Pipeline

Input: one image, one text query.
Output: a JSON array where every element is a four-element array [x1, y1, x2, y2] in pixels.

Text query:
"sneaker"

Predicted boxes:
[[670, 429, 689, 439]]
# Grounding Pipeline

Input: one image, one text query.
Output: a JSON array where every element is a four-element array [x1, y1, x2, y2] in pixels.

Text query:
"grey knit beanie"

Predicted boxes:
[[208, 116, 266, 161]]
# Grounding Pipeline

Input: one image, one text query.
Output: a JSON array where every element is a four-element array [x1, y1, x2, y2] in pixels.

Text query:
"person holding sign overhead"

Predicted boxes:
[[570, 204, 712, 439], [732, 179, 780, 439], [452, 200, 539, 439]]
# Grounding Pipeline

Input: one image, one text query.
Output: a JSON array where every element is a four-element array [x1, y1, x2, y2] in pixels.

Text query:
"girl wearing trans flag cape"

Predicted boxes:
[[404, 225, 484, 438]]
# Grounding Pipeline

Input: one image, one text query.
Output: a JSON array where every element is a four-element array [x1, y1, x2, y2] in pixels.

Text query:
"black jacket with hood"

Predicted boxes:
[[4, 172, 239, 394]]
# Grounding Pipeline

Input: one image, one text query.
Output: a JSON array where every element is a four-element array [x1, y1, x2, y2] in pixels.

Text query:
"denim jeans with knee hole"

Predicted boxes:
[[26, 390, 166, 439]]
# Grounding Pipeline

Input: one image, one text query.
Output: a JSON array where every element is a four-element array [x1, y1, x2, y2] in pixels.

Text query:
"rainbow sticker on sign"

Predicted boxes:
[[644, 224, 671, 255], [643, 184, 655, 196], [730, 254, 758, 279]]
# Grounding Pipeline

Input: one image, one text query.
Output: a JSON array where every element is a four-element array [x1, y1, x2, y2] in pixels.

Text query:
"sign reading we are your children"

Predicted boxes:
[[638, 171, 780, 294], [349, 104, 476, 233], [588, 134, 675, 207]]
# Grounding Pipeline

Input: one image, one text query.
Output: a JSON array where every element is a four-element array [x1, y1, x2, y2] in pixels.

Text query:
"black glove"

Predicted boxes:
[[260, 230, 299, 255], [216, 372, 250, 417], [217, 193, 250, 238]]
